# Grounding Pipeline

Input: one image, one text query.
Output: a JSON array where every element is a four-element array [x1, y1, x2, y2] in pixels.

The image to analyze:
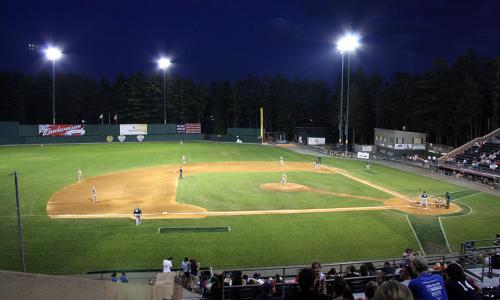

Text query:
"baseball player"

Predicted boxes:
[[365, 162, 370, 172], [77, 169, 82, 183], [314, 158, 320, 170], [419, 191, 428, 208], [445, 192, 451, 209], [133, 207, 142, 225], [435, 196, 443, 208], [182, 155, 186, 165], [280, 155, 284, 166], [179, 166, 183, 180], [91, 186, 97, 204], [280, 172, 287, 185]]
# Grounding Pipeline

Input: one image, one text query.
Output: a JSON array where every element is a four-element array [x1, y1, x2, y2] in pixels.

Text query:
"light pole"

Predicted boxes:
[[157, 57, 172, 124], [336, 34, 360, 152], [45, 47, 62, 124]]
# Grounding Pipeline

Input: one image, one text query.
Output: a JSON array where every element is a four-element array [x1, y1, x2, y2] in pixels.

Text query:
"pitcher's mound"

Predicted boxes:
[[260, 183, 310, 192]]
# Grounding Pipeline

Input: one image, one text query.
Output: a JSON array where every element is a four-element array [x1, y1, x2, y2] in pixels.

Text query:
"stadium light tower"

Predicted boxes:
[[45, 46, 62, 124], [157, 57, 172, 124], [336, 33, 360, 152]]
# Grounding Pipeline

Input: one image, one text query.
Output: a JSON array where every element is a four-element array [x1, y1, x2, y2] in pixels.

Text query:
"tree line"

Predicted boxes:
[[0, 50, 499, 146]]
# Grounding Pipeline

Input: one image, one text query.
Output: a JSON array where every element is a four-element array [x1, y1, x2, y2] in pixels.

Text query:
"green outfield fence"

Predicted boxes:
[[0, 122, 261, 145]]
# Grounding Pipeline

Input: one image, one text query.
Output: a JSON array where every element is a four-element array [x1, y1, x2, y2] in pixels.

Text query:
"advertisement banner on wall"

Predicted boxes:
[[185, 123, 201, 134], [307, 137, 325, 145], [413, 144, 426, 150], [38, 124, 86, 136], [357, 152, 370, 159], [362, 146, 373, 152], [119, 124, 147, 135], [394, 144, 405, 150]]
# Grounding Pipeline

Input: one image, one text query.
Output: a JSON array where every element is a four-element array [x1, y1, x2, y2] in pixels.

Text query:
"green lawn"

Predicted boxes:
[[0, 142, 499, 274]]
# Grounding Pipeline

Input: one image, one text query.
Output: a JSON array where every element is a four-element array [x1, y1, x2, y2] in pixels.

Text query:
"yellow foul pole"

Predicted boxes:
[[260, 107, 264, 144]]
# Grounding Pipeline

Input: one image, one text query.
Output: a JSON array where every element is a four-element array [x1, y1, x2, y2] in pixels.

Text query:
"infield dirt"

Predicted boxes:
[[47, 161, 461, 219]]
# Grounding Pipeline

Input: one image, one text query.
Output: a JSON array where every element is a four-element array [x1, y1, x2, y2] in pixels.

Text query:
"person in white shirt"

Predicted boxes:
[[163, 257, 173, 272]]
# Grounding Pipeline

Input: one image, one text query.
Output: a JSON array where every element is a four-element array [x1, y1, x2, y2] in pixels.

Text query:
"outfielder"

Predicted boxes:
[[133, 207, 142, 226], [419, 191, 428, 208], [280, 172, 287, 185], [77, 169, 82, 182], [365, 162, 370, 172], [280, 155, 284, 166], [91, 186, 97, 204]]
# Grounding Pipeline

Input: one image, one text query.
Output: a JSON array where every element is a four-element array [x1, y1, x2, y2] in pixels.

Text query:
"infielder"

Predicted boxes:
[[91, 186, 97, 204], [314, 159, 320, 170], [280, 155, 284, 166], [419, 191, 428, 208], [280, 172, 287, 185], [133, 207, 142, 226], [179, 167, 183, 180], [77, 169, 82, 182]]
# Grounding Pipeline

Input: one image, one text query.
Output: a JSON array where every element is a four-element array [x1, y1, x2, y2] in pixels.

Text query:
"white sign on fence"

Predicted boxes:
[[307, 137, 325, 145], [120, 124, 148, 135], [357, 152, 370, 159]]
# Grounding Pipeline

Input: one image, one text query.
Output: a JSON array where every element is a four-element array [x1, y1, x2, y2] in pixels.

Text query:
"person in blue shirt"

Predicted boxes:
[[409, 256, 448, 300], [119, 272, 128, 283]]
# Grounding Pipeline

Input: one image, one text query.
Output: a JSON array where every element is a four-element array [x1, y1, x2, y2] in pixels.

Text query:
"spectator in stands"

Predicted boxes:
[[111, 272, 119, 282], [119, 272, 128, 283], [256, 279, 280, 300], [399, 268, 411, 287], [401, 248, 414, 266], [364, 281, 378, 300], [274, 273, 283, 283], [163, 256, 173, 272], [312, 261, 327, 295], [332, 277, 354, 300], [326, 268, 340, 280], [494, 233, 500, 246], [284, 268, 330, 300], [374, 280, 413, 300], [382, 261, 395, 275], [445, 263, 481, 300], [345, 265, 359, 278], [190, 258, 200, 292], [182, 257, 190, 288], [409, 256, 448, 299], [366, 262, 377, 276], [360, 264, 369, 277]]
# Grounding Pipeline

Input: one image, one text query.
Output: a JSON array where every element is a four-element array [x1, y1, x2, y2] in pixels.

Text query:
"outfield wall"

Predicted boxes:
[[0, 122, 260, 145]]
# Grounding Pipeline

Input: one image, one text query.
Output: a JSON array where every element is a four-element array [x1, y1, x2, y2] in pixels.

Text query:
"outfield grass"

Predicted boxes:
[[441, 192, 500, 252], [0, 142, 499, 274]]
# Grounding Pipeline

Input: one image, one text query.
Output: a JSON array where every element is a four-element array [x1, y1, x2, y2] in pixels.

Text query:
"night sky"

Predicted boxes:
[[1, 0, 499, 83]]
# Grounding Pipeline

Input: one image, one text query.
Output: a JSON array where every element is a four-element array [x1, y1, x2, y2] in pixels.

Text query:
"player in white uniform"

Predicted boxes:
[[280, 172, 287, 185], [314, 159, 320, 170], [91, 186, 97, 204], [134, 207, 142, 225], [365, 162, 370, 172], [182, 155, 186, 165], [280, 155, 284, 166], [77, 169, 82, 182]]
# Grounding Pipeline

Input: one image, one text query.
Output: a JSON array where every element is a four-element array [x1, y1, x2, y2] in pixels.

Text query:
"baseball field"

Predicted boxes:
[[0, 141, 499, 274]]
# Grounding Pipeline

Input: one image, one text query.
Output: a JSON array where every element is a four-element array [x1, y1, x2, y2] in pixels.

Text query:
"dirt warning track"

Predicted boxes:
[[47, 161, 461, 219]]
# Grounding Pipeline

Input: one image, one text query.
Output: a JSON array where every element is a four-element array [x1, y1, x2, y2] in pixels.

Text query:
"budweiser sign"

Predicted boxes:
[[38, 124, 86, 136]]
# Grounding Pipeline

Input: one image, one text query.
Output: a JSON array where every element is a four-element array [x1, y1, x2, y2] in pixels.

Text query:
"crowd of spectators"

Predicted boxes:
[[194, 248, 492, 300]]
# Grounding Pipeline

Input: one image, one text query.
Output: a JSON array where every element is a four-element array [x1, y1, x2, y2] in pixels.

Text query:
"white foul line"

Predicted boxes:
[[405, 214, 426, 256]]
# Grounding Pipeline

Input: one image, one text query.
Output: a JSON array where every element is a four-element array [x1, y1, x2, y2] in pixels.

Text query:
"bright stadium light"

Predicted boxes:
[[45, 46, 63, 124], [157, 57, 172, 124], [336, 33, 360, 53], [336, 33, 360, 152]]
